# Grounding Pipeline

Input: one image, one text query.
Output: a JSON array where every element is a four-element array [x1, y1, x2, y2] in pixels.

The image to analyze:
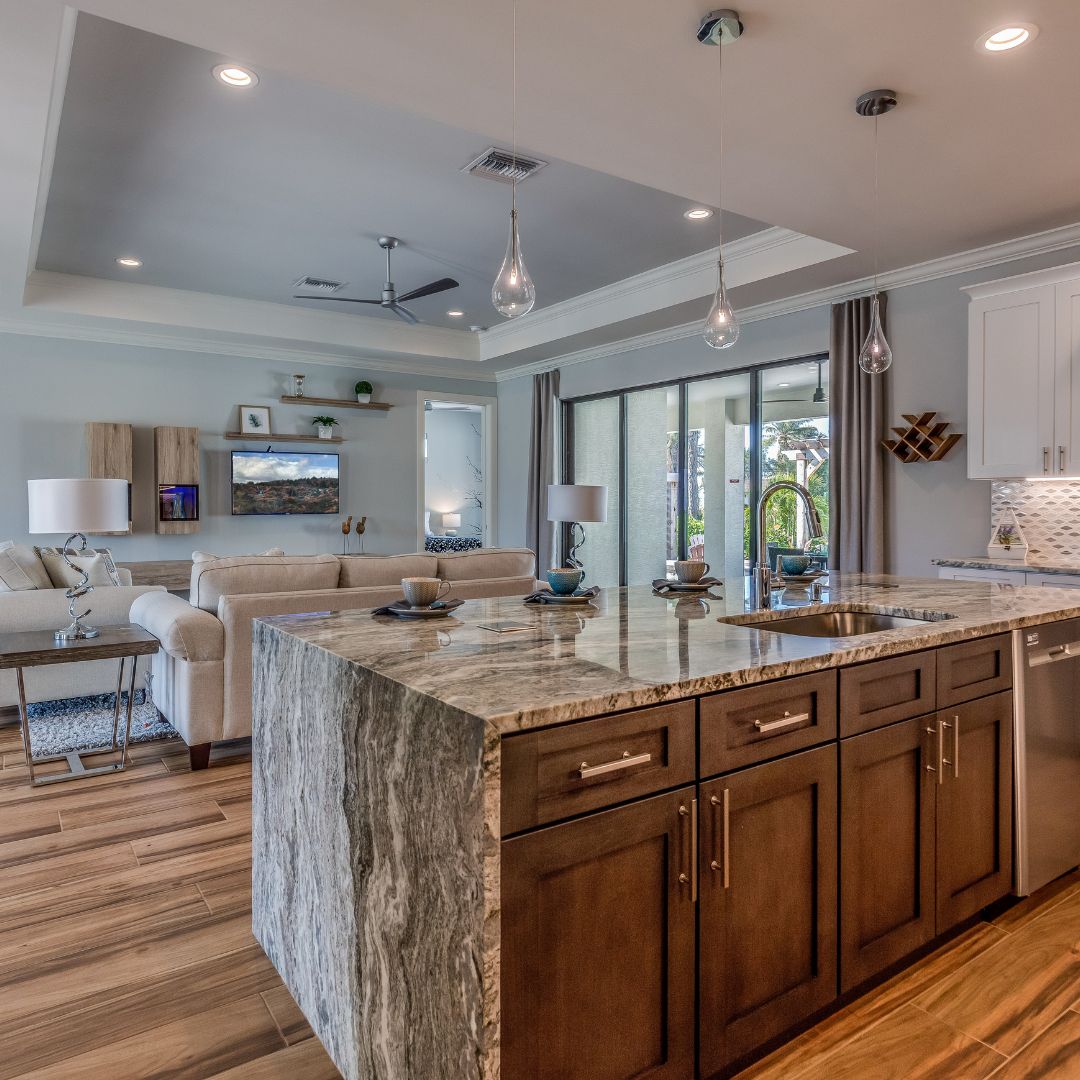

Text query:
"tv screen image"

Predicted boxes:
[[231, 451, 339, 515], [159, 484, 199, 521]]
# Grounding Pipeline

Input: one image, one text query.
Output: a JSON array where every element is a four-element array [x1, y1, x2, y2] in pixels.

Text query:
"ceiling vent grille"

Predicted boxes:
[[292, 276, 345, 292], [462, 147, 548, 185]]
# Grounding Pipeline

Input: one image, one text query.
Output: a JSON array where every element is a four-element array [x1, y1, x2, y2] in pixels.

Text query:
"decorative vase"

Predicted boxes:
[[318, 425, 334, 440], [293, 374, 306, 398], [356, 393, 372, 404]]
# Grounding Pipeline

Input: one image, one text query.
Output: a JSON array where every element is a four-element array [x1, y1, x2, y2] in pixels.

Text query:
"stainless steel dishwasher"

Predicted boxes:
[[1013, 618, 1080, 895]]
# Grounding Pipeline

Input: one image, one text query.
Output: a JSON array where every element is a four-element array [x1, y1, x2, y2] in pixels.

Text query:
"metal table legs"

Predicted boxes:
[[17, 655, 139, 786]]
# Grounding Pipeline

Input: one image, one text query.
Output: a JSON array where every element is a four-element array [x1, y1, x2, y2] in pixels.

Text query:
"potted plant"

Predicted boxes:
[[312, 415, 339, 440], [354, 380, 374, 404]]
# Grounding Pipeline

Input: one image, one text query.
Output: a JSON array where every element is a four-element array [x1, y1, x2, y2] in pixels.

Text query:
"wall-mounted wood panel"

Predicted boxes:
[[85, 422, 133, 535], [154, 426, 200, 535]]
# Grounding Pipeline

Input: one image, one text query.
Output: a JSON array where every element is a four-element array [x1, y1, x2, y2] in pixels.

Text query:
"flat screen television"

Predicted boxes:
[[231, 451, 339, 516]]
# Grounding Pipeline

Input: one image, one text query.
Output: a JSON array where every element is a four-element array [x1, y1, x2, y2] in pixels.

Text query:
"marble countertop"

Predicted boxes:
[[934, 555, 1080, 575], [257, 574, 1080, 735]]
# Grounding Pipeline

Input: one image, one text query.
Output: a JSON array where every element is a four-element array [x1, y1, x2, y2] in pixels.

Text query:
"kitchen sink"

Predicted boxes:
[[720, 605, 956, 638]]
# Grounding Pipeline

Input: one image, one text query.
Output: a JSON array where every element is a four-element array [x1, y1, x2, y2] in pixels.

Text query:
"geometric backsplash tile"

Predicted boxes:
[[992, 480, 1080, 561]]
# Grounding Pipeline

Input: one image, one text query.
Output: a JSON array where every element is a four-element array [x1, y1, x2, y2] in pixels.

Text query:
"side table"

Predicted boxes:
[[0, 626, 160, 786]]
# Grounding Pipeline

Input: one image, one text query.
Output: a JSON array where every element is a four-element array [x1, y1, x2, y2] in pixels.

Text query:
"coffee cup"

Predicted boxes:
[[402, 577, 451, 608], [547, 567, 584, 595], [779, 555, 813, 576], [674, 559, 710, 583]]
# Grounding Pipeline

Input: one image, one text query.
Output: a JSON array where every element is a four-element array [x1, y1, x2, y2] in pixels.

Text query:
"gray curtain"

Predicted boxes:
[[829, 295, 887, 573], [526, 369, 561, 571]]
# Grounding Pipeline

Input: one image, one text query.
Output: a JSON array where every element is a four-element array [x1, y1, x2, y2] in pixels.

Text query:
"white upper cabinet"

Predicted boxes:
[[966, 262, 1080, 479]]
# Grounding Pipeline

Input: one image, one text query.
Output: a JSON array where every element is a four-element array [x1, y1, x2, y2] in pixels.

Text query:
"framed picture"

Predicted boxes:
[[240, 405, 271, 435]]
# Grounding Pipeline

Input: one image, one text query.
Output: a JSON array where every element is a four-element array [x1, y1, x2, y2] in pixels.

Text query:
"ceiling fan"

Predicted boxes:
[[293, 236, 459, 325], [767, 362, 828, 404]]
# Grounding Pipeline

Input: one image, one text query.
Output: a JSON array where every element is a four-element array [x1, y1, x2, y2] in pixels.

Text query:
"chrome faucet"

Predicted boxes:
[[754, 481, 825, 609]]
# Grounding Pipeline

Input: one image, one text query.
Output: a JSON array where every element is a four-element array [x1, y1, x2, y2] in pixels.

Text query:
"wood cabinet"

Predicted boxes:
[[936, 692, 1014, 929], [698, 745, 838, 1077], [501, 787, 696, 1080], [839, 651, 936, 736], [965, 262, 1080, 479], [85, 422, 133, 535]]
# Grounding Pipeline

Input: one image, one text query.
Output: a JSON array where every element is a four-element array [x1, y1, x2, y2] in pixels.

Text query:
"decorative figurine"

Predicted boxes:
[[293, 374, 306, 398], [340, 515, 353, 554], [355, 516, 367, 554]]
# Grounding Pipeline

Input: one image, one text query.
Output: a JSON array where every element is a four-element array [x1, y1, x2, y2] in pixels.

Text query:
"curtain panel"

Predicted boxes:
[[526, 369, 561, 572]]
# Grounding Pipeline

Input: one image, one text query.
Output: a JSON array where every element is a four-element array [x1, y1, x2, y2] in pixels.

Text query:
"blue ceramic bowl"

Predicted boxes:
[[547, 567, 584, 595], [779, 555, 813, 576]]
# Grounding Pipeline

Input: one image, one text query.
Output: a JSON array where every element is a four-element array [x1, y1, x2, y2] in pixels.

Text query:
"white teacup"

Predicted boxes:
[[674, 559, 710, 583], [402, 577, 451, 608]]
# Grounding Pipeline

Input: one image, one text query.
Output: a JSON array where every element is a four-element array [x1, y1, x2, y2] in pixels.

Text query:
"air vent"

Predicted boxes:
[[462, 147, 548, 185], [292, 276, 345, 292]]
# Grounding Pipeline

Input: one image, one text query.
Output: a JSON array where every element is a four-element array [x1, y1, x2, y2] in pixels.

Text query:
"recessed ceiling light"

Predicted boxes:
[[213, 63, 258, 87], [977, 24, 1038, 52], [778, 382, 790, 388], [447, 310, 464, 318], [684, 207, 713, 220], [115, 257, 142, 268]]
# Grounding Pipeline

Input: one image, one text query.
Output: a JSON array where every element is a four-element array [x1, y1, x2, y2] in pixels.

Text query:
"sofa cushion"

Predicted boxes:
[[192, 547, 285, 562], [436, 547, 536, 581], [190, 554, 340, 613], [0, 542, 52, 591], [337, 553, 438, 589], [37, 547, 122, 588]]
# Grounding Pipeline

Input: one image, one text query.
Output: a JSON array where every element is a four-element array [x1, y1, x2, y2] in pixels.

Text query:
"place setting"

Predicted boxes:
[[773, 554, 828, 589], [524, 566, 600, 606], [372, 576, 465, 620], [653, 559, 724, 597]]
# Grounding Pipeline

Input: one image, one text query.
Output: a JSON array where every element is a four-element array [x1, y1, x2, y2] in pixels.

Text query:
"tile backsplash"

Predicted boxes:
[[991, 480, 1080, 561]]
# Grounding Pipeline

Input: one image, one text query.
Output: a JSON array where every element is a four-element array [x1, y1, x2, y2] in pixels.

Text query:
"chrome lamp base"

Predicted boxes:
[[54, 619, 100, 642]]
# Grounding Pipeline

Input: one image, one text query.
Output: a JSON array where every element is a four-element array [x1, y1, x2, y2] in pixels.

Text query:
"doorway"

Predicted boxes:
[[416, 391, 498, 551]]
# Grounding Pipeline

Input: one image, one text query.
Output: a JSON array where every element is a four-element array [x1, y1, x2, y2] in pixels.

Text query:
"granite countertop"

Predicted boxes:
[[257, 573, 1080, 735], [934, 555, 1080, 575]]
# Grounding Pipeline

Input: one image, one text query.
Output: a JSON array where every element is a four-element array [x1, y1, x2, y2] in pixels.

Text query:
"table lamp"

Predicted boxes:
[[547, 484, 608, 575], [28, 478, 129, 640], [443, 512, 461, 536]]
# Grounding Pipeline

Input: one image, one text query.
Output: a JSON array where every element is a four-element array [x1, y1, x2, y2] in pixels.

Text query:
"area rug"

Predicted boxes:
[[24, 691, 177, 758]]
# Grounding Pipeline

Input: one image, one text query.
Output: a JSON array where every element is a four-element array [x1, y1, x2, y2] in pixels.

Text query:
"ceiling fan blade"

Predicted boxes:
[[395, 277, 460, 303], [390, 302, 419, 325], [293, 294, 383, 305]]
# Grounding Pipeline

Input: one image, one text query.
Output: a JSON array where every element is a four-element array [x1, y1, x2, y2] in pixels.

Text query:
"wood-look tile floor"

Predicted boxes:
[[0, 723, 342, 1080], [3, 721, 1080, 1080]]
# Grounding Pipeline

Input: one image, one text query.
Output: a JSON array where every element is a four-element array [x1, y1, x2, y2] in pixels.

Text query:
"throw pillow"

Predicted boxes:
[[0, 542, 52, 591], [191, 547, 285, 562], [37, 547, 122, 589]]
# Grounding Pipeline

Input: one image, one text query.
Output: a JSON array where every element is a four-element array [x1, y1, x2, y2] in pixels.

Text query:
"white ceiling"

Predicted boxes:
[[1, 0, 1078, 378]]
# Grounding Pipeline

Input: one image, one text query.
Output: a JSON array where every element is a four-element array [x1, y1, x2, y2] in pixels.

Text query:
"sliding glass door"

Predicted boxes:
[[564, 355, 829, 585]]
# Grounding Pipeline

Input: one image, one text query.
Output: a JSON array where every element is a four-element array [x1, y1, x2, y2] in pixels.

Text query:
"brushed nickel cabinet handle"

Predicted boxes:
[[578, 750, 651, 779], [1044, 446, 1051, 474], [952, 714, 960, 779], [690, 798, 698, 902], [678, 803, 692, 895], [754, 710, 810, 734], [1061, 446, 1067, 473], [925, 725, 937, 775], [941, 719, 953, 778], [709, 790, 731, 888]]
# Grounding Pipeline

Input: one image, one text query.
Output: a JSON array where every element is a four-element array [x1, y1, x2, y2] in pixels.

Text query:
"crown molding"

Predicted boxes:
[[495, 219, 1080, 382], [479, 227, 854, 360], [0, 313, 496, 382]]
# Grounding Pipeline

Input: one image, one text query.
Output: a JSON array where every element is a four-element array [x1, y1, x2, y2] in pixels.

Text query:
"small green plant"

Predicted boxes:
[[312, 415, 339, 427], [354, 380, 373, 395]]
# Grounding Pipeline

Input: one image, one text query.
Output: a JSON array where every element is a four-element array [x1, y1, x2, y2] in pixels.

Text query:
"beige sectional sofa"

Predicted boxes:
[[130, 548, 537, 768]]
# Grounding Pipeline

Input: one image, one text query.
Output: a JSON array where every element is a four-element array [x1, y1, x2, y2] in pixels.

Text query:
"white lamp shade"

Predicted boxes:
[[443, 512, 462, 529], [547, 484, 608, 523], [28, 478, 129, 535]]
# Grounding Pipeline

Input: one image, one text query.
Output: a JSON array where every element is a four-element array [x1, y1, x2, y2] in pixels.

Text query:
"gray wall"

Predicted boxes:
[[0, 333, 488, 560], [498, 244, 1080, 577]]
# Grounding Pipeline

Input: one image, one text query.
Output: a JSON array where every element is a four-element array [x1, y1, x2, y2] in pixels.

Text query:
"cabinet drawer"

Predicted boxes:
[[500, 701, 696, 834], [840, 651, 937, 737], [700, 671, 837, 775], [936, 634, 1013, 708]]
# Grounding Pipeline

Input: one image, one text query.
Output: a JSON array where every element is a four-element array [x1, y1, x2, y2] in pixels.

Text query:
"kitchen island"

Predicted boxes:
[[250, 576, 1080, 1080]]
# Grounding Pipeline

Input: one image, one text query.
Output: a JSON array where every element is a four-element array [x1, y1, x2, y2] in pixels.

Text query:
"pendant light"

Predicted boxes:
[[855, 89, 897, 374], [492, 0, 536, 318], [698, 9, 743, 350]]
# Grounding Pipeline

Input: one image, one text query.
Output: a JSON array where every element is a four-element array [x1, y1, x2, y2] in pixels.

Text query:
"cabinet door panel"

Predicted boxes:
[[501, 787, 695, 1080], [698, 745, 838, 1077], [968, 286, 1055, 479], [840, 652, 937, 736], [840, 719, 937, 991], [936, 692, 1014, 930]]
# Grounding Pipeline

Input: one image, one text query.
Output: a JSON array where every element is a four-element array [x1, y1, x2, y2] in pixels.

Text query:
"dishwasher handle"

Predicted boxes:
[[1028, 641, 1080, 667]]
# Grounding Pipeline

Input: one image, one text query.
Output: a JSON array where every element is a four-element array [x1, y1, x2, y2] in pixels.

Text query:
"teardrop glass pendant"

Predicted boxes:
[[703, 261, 739, 349], [858, 294, 892, 373], [492, 207, 535, 318]]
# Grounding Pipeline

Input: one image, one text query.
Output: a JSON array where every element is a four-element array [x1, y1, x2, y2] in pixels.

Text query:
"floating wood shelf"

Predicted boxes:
[[279, 395, 392, 411], [224, 432, 345, 444], [882, 412, 963, 463]]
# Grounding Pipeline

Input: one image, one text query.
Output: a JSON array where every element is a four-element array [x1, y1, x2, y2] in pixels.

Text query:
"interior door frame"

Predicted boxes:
[[416, 390, 499, 552]]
